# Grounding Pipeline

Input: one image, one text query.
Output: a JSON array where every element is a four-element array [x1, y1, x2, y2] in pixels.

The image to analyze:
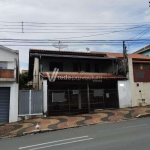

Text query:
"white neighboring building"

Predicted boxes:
[[0, 46, 19, 123]]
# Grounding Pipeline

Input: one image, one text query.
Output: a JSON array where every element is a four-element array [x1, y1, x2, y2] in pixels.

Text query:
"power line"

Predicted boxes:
[[0, 21, 149, 24], [52, 24, 149, 39], [129, 28, 150, 46]]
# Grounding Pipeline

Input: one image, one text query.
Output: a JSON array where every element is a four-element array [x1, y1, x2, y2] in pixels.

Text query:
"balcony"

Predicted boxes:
[[0, 69, 15, 81]]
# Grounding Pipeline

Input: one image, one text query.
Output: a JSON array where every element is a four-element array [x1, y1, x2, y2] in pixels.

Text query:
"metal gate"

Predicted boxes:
[[0, 87, 10, 123], [48, 89, 119, 115], [18, 90, 43, 116]]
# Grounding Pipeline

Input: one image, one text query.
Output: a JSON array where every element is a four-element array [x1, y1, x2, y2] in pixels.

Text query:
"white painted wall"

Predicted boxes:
[[0, 47, 18, 63], [0, 47, 19, 123], [43, 80, 47, 116], [118, 80, 132, 108], [0, 82, 18, 123], [0, 48, 18, 62]]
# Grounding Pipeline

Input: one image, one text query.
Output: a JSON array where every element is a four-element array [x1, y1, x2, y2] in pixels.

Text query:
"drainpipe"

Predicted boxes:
[[87, 83, 90, 113], [38, 55, 43, 89]]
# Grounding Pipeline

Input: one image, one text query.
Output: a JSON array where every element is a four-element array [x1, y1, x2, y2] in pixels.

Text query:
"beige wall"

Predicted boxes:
[[33, 58, 39, 89], [133, 82, 150, 106], [32, 57, 44, 90], [128, 58, 150, 107]]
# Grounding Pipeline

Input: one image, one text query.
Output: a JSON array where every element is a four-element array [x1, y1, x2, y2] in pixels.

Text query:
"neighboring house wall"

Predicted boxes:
[[133, 82, 150, 106], [118, 80, 132, 108], [128, 58, 150, 107], [0, 47, 19, 123], [140, 50, 150, 56], [0, 82, 18, 123]]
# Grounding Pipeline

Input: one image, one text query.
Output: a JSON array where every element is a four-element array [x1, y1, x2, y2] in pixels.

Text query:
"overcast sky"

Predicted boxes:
[[0, 0, 150, 71]]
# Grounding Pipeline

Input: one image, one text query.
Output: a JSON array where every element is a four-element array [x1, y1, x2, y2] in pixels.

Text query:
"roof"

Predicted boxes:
[[91, 52, 150, 60], [29, 48, 150, 60], [22, 70, 28, 73], [132, 60, 150, 64], [30, 49, 107, 57], [133, 44, 150, 54], [0, 45, 19, 54], [43, 72, 126, 80]]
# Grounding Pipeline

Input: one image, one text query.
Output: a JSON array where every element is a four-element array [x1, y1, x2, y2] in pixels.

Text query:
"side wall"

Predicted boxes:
[[140, 50, 150, 57], [0, 82, 18, 123], [118, 80, 132, 108], [128, 58, 150, 106], [33, 58, 39, 89]]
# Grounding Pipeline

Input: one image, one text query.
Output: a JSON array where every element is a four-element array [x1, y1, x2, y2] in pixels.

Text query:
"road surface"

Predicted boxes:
[[1, 117, 150, 150]]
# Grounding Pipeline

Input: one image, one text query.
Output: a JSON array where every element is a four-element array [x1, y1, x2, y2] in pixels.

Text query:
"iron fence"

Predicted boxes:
[[48, 89, 118, 115]]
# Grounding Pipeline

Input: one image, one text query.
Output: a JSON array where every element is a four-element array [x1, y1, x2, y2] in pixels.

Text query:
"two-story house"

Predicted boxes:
[[28, 49, 126, 115], [0, 46, 19, 123]]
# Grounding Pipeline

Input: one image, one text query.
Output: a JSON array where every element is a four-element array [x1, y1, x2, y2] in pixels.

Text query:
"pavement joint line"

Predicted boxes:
[[28, 138, 94, 150], [99, 124, 148, 133], [18, 135, 89, 149]]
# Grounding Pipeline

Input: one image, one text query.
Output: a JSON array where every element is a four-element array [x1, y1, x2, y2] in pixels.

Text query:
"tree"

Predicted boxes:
[[19, 72, 29, 89]]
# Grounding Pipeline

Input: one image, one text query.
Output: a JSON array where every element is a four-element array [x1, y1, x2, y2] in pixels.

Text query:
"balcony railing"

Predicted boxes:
[[0, 69, 14, 78]]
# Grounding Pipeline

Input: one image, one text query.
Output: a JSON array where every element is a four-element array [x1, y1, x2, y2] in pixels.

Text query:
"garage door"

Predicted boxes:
[[0, 87, 10, 123]]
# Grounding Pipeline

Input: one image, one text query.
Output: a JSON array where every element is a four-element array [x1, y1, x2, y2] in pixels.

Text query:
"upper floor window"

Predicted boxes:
[[73, 63, 81, 72], [95, 63, 99, 72], [86, 63, 91, 72], [0, 62, 7, 69], [49, 62, 63, 71]]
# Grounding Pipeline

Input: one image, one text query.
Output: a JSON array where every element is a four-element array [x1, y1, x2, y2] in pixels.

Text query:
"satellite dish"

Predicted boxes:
[[86, 47, 90, 52], [52, 41, 67, 51]]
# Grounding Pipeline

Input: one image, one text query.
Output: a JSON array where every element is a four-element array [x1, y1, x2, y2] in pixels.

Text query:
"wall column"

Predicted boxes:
[[128, 58, 136, 106], [9, 83, 18, 123], [78, 87, 81, 109], [87, 84, 90, 113], [43, 80, 48, 116]]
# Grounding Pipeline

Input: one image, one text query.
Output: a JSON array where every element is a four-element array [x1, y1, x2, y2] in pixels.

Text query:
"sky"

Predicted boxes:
[[0, 0, 150, 71]]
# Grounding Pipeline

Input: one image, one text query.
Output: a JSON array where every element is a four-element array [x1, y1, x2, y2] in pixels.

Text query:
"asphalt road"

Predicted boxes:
[[1, 117, 150, 150]]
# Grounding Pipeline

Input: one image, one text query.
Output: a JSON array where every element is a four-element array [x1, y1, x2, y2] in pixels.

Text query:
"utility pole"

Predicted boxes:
[[22, 22, 24, 33], [123, 41, 128, 76], [149, 1, 150, 7]]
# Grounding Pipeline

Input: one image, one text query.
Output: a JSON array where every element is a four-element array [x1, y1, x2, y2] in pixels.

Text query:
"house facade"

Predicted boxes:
[[29, 49, 127, 115], [102, 52, 150, 107], [0, 46, 19, 123], [133, 44, 150, 56]]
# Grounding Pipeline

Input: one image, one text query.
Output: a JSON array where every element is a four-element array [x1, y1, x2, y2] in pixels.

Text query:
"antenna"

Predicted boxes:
[[52, 41, 67, 51], [86, 47, 90, 52]]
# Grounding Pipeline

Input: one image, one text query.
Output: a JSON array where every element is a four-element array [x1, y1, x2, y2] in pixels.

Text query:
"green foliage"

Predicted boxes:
[[19, 72, 29, 89]]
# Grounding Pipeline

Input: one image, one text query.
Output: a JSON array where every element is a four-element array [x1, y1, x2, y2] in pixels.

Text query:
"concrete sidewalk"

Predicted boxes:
[[0, 106, 150, 139]]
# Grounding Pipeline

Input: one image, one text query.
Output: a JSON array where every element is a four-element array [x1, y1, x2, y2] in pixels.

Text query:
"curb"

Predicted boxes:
[[136, 113, 150, 118], [21, 120, 130, 136], [23, 129, 53, 135]]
